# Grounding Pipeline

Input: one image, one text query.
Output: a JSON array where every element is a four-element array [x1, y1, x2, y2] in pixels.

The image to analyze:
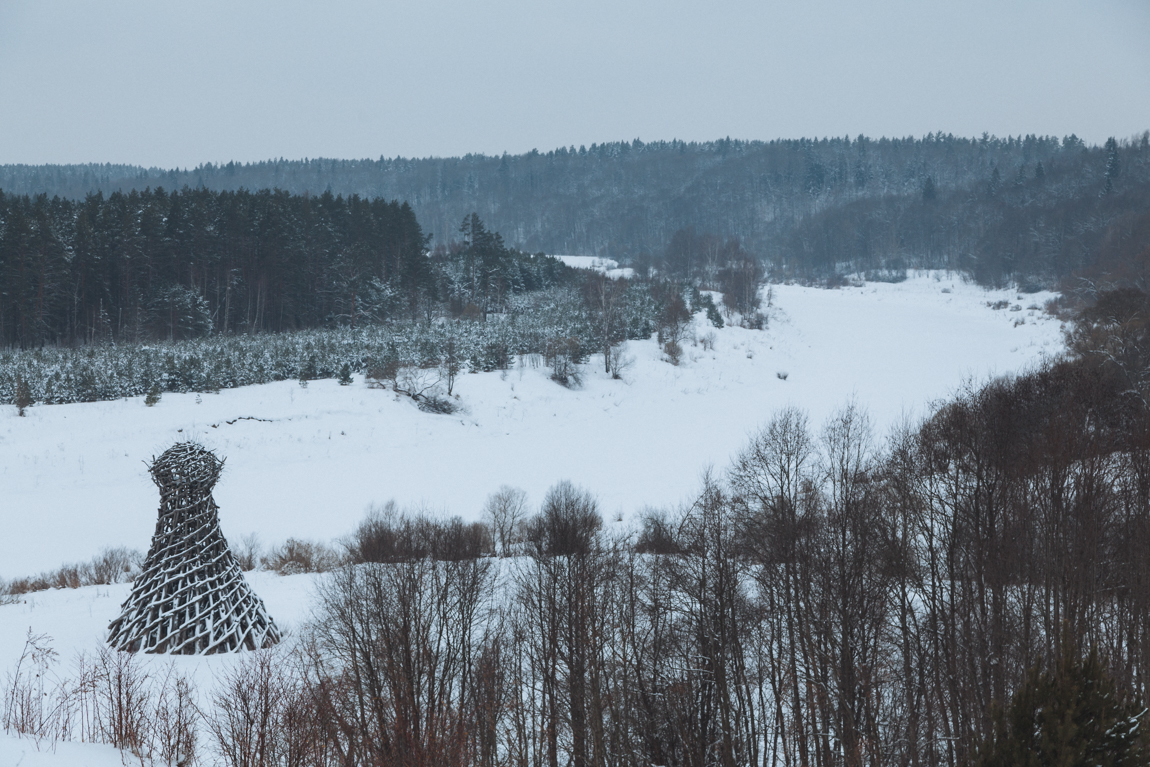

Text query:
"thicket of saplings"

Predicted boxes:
[[0, 273, 758, 411], [7, 336, 1150, 766]]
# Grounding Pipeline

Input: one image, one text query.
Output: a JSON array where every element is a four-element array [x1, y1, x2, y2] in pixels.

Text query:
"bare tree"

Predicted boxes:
[[484, 486, 529, 557]]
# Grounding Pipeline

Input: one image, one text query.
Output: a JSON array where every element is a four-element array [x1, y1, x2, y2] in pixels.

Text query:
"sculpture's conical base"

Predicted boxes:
[[107, 443, 280, 654]]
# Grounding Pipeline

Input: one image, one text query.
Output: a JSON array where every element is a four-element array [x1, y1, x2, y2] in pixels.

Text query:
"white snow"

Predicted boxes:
[[0, 572, 318, 766], [549, 254, 635, 279], [0, 273, 1064, 581], [0, 273, 1062, 582], [0, 272, 1066, 763], [0, 733, 127, 767]]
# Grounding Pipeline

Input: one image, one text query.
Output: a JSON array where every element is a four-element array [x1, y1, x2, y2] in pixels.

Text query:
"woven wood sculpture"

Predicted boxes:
[[108, 442, 280, 654]]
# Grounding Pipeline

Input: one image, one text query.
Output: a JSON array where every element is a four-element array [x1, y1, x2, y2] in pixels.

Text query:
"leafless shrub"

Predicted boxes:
[[700, 332, 717, 351], [524, 481, 602, 557], [663, 339, 683, 365], [3, 631, 61, 741], [634, 509, 683, 555], [484, 486, 529, 557], [740, 310, 766, 329], [90, 546, 140, 585], [545, 336, 584, 387], [368, 358, 456, 414], [347, 503, 493, 563], [436, 517, 494, 561], [264, 538, 342, 575], [417, 393, 458, 414], [152, 669, 198, 767], [1044, 292, 1080, 319], [204, 648, 334, 767], [51, 563, 88, 590], [719, 257, 764, 317], [234, 533, 263, 571], [1, 575, 48, 595], [1, 547, 143, 596], [654, 282, 692, 345], [606, 342, 635, 380], [61, 645, 157, 756], [307, 547, 495, 766], [396, 365, 444, 400], [364, 356, 400, 388]]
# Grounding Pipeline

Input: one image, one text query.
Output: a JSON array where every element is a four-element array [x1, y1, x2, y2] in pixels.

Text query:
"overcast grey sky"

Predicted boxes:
[[1, 0, 1147, 168]]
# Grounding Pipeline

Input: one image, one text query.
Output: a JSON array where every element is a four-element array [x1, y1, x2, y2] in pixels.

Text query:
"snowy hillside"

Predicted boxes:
[[0, 273, 1063, 582], [550, 254, 635, 279]]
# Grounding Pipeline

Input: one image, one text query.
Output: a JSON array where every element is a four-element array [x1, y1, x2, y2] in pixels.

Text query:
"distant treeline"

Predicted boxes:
[[0, 187, 574, 347], [3, 133, 1149, 286]]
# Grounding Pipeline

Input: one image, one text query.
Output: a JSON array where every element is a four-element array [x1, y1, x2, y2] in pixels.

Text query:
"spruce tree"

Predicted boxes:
[[1106, 136, 1121, 182], [972, 642, 1149, 767], [922, 175, 937, 202], [145, 381, 162, 407], [14, 374, 32, 416]]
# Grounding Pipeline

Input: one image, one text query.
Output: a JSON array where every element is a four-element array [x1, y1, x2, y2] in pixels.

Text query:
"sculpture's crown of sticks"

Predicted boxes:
[[149, 441, 224, 490]]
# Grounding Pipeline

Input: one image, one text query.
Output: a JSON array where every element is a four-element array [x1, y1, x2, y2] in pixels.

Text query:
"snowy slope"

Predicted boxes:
[[551, 254, 635, 279], [0, 273, 1062, 581]]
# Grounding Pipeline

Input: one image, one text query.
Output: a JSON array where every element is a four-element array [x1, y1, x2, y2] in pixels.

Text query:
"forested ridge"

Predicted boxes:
[[0, 188, 577, 348], [3, 132, 1149, 288]]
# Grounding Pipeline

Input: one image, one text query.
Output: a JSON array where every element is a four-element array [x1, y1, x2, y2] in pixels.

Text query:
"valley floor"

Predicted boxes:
[[0, 272, 1067, 765], [0, 272, 1062, 581]]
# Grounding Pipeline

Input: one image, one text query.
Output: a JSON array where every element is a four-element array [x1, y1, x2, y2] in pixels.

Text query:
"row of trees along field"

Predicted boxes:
[[0, 187, 579, 348], [70, 345, 1140, 767], [3, 132, 1148, 287]]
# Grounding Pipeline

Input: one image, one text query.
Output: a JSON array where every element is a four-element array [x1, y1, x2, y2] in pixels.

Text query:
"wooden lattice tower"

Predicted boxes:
[[108, 442, 280, 654]]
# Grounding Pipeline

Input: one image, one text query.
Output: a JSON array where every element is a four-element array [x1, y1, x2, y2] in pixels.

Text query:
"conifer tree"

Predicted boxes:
[[14, 374, 32, 416], [972, 642, 1149, 767]]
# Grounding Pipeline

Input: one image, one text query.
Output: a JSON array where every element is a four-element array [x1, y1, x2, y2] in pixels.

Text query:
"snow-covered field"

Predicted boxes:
[[0, 272, 1066, 763], [551, 254, 635, 279], [0, 273, 1062, 582]]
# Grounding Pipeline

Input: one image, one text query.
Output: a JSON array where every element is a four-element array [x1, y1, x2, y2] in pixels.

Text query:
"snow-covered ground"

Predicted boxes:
[[0, 273, 1062, 582], [0, 272, 1065, 763], [550, 254, 635, 279], [0, 571, 318, 766]]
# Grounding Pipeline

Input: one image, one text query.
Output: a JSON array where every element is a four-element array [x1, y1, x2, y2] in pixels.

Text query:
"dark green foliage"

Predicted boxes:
[[695, 290, 725, 328], [14, 373, 31, 415], [922, 174, 937, 202], [8, 134, 1149, 289], [144, 381, 162, 407], [1106, 137, 1121, 181], [707, 303, 724, 328], [972, 645, 1149, 767], [337, 363, 353, 386], [0, 187, 431, 347], [299, 355, 318, 382], [0, 284, 658, 405]]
